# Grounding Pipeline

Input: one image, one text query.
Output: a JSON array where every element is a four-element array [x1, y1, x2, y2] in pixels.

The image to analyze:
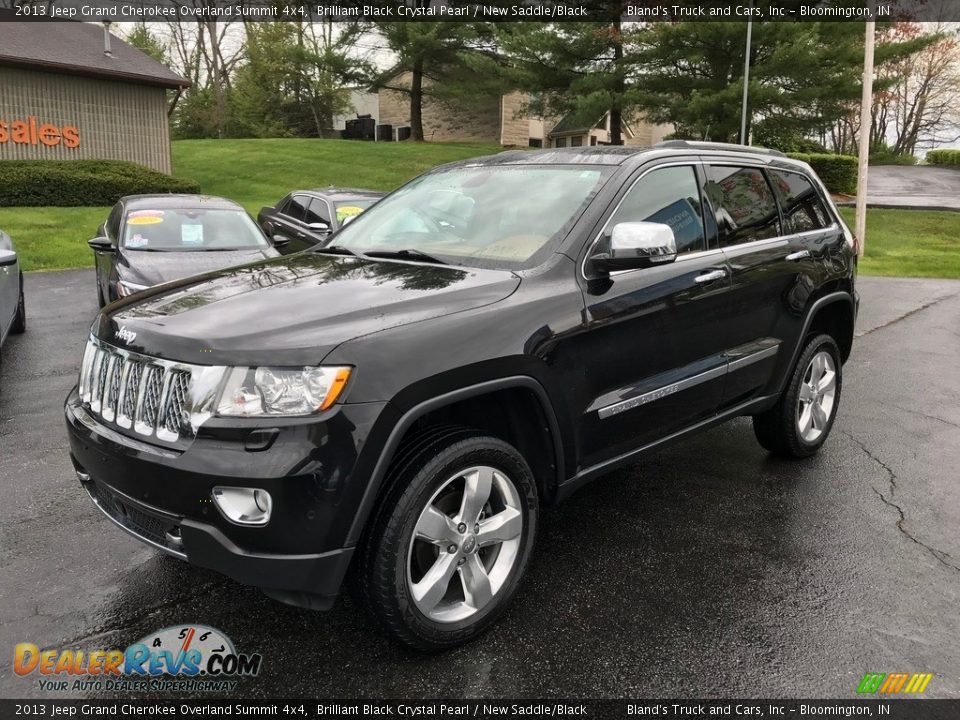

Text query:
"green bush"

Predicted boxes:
[[0, 160, 200, 207], [786, 152, 858, 194], [927, 149, 960, 166]]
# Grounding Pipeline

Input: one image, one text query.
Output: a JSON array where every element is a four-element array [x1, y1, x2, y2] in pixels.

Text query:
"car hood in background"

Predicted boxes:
[[96, 253, 520, 366], [120, 247, 279, 287]]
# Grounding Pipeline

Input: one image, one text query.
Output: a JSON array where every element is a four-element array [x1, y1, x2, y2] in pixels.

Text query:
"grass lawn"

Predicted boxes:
[[837, 207, 960, 279], [1, 138, 959, 278]]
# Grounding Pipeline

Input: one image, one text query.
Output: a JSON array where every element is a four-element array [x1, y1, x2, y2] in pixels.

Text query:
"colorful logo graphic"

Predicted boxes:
[[13, 625, 261, 693], [856, 672, 933, 695]]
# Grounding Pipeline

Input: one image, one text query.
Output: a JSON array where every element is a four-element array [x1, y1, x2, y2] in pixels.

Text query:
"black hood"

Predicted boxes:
[[119, 247, 279, 286], [96, 253, 520, 366]]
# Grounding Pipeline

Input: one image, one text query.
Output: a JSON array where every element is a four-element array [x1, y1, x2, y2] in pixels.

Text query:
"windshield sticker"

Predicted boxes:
[[126, 234, 148, 249], [127, 215, 163, 226], [336, 206, 365, 225], [182, 224, 204, 246]]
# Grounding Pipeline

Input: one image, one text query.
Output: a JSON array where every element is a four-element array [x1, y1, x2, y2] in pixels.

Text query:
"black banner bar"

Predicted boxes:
[[2, 700, 960, 720]]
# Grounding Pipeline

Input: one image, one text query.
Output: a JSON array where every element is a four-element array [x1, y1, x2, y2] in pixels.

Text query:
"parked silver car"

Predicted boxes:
[[0, 229, 26, 361]]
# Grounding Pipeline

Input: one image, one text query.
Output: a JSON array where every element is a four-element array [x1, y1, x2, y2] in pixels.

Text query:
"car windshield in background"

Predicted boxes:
[[122, 209, 268, 251], [334, 199, 377, 226], [329, 165, 612, 269]]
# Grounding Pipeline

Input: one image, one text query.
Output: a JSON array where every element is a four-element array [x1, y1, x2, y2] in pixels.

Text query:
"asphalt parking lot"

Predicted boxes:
[[1, 270, 958, 699]]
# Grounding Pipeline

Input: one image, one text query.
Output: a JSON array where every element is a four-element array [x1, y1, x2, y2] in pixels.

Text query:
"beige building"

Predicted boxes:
[[0, 16, 188, 173], [376, 71, 669, 148]]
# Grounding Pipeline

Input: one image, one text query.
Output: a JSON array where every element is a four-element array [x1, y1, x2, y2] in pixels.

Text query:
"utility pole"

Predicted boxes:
[[740, 8, 753, 145], [855, 18, 876, 258]]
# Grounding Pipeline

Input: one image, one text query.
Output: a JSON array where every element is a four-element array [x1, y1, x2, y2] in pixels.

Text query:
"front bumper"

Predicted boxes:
[[65, 388, 386, 609]]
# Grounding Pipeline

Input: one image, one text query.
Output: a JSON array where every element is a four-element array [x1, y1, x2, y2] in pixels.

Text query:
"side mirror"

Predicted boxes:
[[88, 236, 112, 252], [0, 249, 17, 267], [592, 222, 677, 272], [307, 222, 331, 233]]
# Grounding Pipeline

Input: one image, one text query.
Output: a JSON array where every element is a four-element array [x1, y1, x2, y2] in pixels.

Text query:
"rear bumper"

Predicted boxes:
[[65, 389, 385, 609]]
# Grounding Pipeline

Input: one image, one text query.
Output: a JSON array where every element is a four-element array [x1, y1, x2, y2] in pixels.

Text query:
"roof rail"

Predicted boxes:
[[655, 140, 786, 158]]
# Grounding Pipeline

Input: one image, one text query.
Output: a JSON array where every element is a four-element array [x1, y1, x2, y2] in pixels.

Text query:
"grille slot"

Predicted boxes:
[[77, 338, 209, 443]]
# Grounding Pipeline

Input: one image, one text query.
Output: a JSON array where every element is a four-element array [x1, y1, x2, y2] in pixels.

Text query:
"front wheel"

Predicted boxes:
[[753, 333, 842, 458], [354, 430, 538, 651]]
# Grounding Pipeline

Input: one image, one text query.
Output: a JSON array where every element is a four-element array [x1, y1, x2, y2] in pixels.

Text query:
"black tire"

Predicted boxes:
[[753, 333, 842, 458], [10, 273, 25, 334], [354, 429, 539, 651]]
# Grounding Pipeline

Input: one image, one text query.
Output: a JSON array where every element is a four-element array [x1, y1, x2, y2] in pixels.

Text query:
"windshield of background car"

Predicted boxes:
[[334, 199, 377, 226], [328, 165, 612, 269], [121, 208, 268, 251]]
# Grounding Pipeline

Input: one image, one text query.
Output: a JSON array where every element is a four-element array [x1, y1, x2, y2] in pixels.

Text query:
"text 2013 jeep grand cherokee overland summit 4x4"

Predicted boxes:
[[66, 142, 857, 650]]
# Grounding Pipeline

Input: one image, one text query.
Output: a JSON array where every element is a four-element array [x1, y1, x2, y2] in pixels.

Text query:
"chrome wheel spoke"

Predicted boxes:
[[799, 405, 814, 436], [799, 383, 815, 403], [818, 370, 836, 395], [415, 505, 459, 546], [458, 466, 493, 525], [459, 555, 493, 610], [411, 552, 458, 612], [477, 507, 522, 547], [811, 401, 828, 430]]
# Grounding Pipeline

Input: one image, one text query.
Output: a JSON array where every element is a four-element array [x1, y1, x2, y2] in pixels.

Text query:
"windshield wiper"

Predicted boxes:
[[312, 244, 361, 258], [363, 249, 446, 265]]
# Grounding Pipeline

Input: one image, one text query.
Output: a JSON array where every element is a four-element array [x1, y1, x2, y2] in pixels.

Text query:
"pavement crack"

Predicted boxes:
[[856, 291, 960, 338], [842, 430, 960, 573], [885, 403, 960, 430]]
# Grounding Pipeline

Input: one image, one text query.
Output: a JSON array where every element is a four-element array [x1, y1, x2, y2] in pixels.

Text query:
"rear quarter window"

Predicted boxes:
[[768, 169, 832, 233]]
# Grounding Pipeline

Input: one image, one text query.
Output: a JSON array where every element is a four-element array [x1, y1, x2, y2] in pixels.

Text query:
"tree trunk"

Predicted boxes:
[[410, 55, 425, 142]]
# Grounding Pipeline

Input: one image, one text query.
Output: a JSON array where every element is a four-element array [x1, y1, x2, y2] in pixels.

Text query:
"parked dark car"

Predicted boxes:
[[89, 195, 280, 306], [257, 187, 384, 254], [0, 228, 26, 364], [66, 142, 857, 651]]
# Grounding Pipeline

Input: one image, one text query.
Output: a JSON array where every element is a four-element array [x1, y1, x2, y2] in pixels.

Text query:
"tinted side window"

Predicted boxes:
[[607, 165, 706, 255], [768, 169, 830, 233], [106, 203, 123, 240], [286, 195, 310, 222], [305, 198, 331, 225], [705, 166, 780, 247]]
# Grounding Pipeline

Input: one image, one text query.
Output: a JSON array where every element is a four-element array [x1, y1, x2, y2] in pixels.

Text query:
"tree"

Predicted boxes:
[[123, 23, 169, 66], [629, 16, 933, 147], [494, 8, 635, 145], [374, 23, 495, 141]]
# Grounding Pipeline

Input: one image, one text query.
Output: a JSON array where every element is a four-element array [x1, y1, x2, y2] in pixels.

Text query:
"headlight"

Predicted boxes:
[[116, 279, 149, 298], [216, 366, 352, 417]]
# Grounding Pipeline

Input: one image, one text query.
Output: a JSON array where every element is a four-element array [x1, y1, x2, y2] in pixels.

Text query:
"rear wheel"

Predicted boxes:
[[355, 430, 538, 651], [753, 333, 842, 458], [10, 273, 25, 334]]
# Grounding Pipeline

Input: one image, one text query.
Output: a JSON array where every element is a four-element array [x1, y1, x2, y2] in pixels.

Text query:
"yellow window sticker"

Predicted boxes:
[[127, 215, 164, 226], [336, 206, 365, 225]]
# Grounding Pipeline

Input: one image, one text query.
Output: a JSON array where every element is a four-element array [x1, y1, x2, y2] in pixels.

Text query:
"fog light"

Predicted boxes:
[[212, 487, 272, 526]]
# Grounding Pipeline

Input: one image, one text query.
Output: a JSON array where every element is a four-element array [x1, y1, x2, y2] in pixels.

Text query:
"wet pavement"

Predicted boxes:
[[1, 270, 958, 699]]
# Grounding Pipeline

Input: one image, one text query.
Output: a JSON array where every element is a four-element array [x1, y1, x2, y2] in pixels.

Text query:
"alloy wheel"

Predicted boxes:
[[797, 350, 837, 443], [406, 465, 523, 623]]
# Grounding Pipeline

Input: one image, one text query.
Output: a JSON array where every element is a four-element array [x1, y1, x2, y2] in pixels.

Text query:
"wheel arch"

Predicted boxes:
[[344, 376, 567, 547], [777, 291, 855, 394]]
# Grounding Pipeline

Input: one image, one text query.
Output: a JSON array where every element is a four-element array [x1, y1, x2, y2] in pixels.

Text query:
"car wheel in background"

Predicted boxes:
[[11, 273, 25, 334]]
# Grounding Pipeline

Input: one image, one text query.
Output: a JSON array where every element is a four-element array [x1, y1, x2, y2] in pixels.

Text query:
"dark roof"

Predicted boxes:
[[121, 195, 242, 211], [0, 14, 189, 89], [303, 187, 386, 201]]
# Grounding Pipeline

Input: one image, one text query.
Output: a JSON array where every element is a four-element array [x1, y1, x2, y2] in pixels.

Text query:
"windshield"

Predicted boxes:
[[334, 199, 376, 226], [328, 165, 611, 269], [122, 208, 268, 252]]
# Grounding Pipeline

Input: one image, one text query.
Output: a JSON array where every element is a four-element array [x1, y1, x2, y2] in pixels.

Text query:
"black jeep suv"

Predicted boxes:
[[66, 142, 857, 650]]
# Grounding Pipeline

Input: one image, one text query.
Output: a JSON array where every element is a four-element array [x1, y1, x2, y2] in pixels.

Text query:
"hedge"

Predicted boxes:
[[926, 149, 960, 166], [0, 160, 201, 207], [786, 153, 858, 195]]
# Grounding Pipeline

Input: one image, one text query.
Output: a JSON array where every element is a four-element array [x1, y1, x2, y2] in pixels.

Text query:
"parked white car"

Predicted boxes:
[[0, 229, 26, 361]]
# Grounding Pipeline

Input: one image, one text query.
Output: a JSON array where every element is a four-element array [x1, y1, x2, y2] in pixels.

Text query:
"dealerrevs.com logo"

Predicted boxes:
[[13, 625, 262, 693]]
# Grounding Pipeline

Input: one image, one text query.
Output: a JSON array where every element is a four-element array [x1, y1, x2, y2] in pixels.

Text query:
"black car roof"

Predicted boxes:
[[120, 194, 244, 211], [293, 188, 386, 201]]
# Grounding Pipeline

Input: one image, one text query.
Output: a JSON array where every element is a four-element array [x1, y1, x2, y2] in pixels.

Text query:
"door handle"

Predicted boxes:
[[785, 250, 811, 262], [694, 268, 727, 284]]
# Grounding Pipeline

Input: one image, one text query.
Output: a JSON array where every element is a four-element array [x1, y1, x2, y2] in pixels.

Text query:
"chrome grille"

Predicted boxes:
[[77, 337, 221, 444]]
